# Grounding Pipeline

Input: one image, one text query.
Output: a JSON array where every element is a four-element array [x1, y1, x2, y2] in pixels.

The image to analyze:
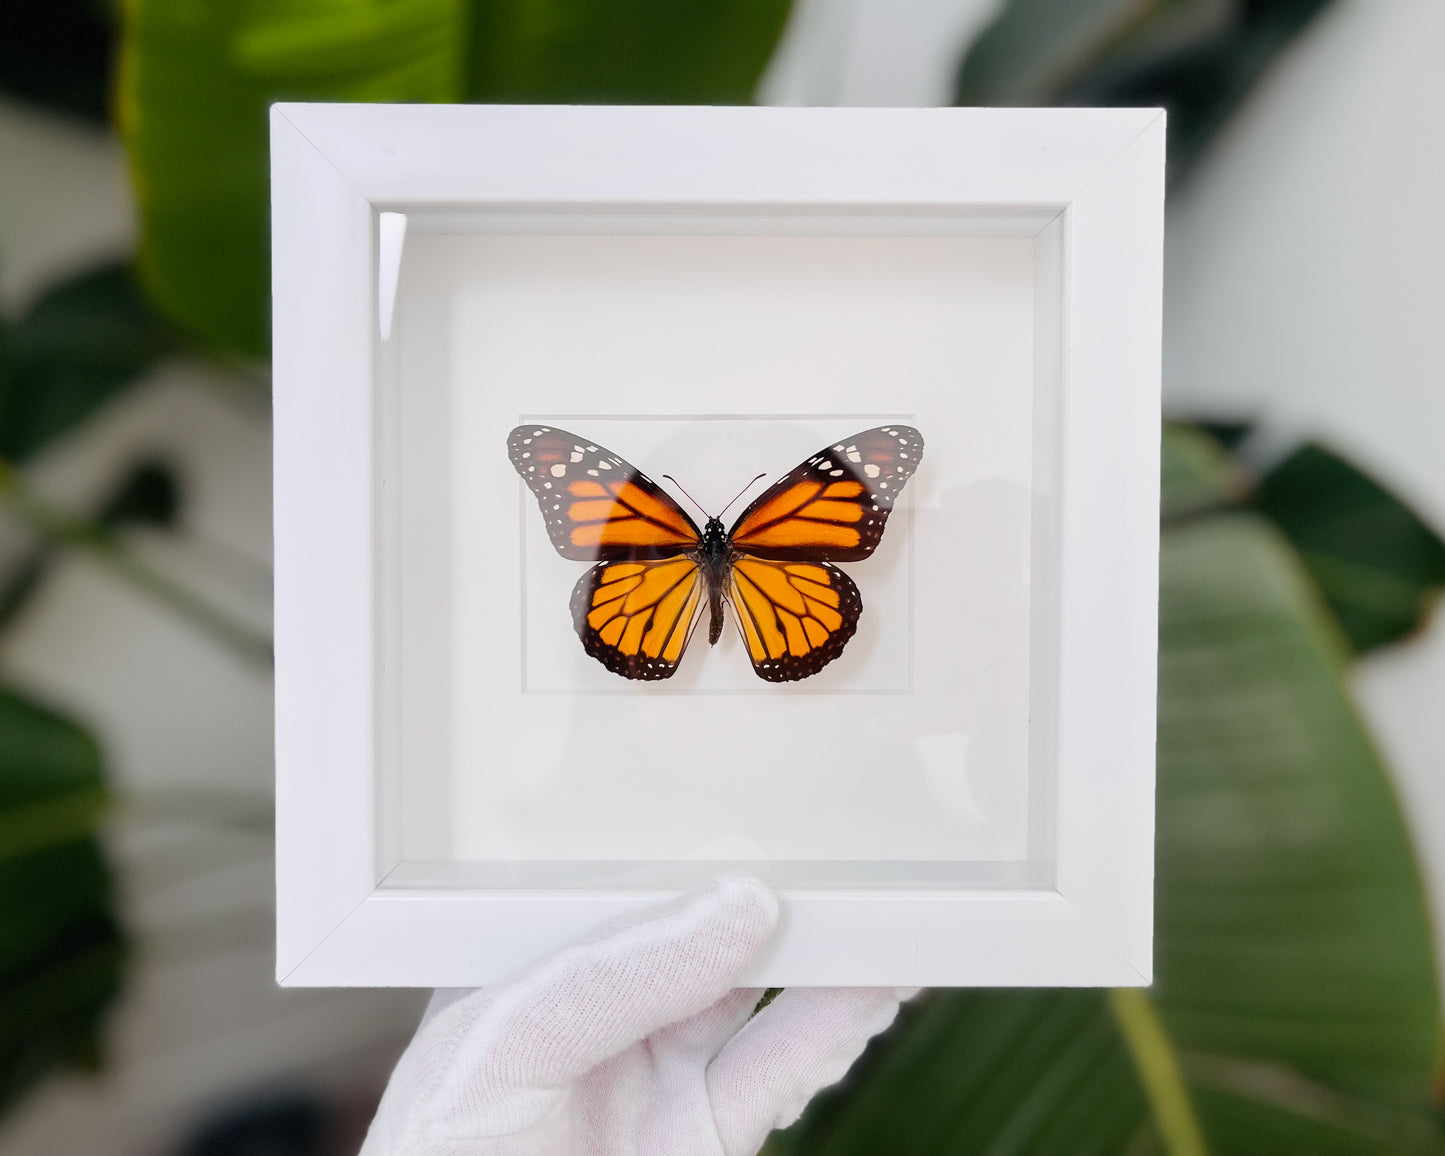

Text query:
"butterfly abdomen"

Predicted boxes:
[[699, 516, 731, 646]]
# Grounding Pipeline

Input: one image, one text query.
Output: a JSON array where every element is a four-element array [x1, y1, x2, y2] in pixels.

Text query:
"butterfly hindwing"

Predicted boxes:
[[727, 557, 861, 682], [508, 426, 700, 561], [728, 425, 923, 562], [570, 557, 706, 680]]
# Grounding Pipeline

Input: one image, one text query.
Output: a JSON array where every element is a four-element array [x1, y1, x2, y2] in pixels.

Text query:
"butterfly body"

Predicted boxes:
[[696, 516, 732, 647], [509, 424, 923, 682]]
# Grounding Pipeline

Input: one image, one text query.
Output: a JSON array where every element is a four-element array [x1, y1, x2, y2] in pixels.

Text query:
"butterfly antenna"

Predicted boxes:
[[719, 473, 767, 518], [662, 475, 709, 518]]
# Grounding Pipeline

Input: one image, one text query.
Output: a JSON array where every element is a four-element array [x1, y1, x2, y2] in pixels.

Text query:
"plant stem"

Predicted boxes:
[[1109, 987, 1209, 1156], [0, 460, 273, 667]]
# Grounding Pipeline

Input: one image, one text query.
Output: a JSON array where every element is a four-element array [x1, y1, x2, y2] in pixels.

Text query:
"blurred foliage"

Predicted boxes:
[[1254, 444, 1445, 655], [0, 260, 185, 1114], [117, 0, 467, 357], [0, 457, 181, 636], [470, 0, 792, 103], [764, 425, 1445, 1154], [0, 262, 185, 462], [117, 0, 790, 357], [0, 0, 114, 123], [1162, 426, 1445, 655], [6, 2, 1445, 1147], [1, 1, 790, 1119], [0, 687, 125, 1117], [956, 0, 1336, 184]]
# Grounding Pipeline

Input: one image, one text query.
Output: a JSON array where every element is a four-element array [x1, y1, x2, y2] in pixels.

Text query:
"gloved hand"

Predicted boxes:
[[359, 876, 911, 1156]]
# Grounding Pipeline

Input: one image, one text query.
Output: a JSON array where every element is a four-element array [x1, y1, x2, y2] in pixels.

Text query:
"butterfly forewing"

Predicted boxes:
[[727, 425, 924, 562], [508, 426, 700, 561]]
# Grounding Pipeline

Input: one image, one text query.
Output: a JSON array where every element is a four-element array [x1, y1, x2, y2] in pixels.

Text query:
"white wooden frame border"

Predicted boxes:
[[273, 105, 1163, 987]]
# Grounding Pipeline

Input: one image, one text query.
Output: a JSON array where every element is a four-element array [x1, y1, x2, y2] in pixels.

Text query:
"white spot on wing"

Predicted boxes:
[[863, 463, 881, 478], [550, 463, 567, 477]]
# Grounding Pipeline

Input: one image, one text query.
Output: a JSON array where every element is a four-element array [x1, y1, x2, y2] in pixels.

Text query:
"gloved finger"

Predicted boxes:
[[647, 986, 765, 1067], [417, 985, 474, 1029], [705, 987, 908, 1156], [442, 875, 777, 1104], [568, 986, 765, 1143]]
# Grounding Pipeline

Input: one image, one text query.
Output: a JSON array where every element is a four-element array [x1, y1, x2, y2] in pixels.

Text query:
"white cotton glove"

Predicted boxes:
[[359, 876, 911, 1156]]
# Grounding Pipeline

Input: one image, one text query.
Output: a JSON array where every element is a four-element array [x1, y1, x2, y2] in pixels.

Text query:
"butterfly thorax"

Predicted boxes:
[[697, 516, 733, 647]]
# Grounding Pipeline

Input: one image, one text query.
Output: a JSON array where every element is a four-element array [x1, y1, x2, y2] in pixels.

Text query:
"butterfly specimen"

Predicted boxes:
[[508, 424, 924, 682]]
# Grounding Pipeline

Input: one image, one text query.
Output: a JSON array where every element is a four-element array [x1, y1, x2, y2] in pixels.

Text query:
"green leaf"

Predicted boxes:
[[0, 263, 184, 462], [764, 990, 1150, 1156], [954, 0, 1143, 108], [954, 0, 1338, 185], [117, 0, 791, 358], [1154, 511, 1437, 1101], [0, 687, 125, 1116], [1251, 443, 1445, 655], [1160, 421, 1246, 523], [468, 0, 792, 104], [118, 0, 470, 358], [767, 426, 1441, 1154]]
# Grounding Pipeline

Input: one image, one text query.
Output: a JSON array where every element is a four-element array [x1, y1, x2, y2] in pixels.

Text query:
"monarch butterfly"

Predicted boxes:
[[508, 424, 924, 682]]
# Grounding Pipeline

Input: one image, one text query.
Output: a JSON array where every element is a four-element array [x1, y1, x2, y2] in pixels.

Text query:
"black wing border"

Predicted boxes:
[[726, 424, 924, 563]]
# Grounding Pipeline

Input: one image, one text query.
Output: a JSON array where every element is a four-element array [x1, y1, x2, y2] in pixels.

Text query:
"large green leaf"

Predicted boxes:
[[767, 989, 1150, 1154], [954, 0, 1337, 185], [1252, 443, 1445, 656], [0, 262, 185, 462], [0, 687, 125, 1114], [118, 0, 470, 357], [766, 425, 1442, 1154], [468, 0, 791, 104], [118, 0, 791, 358]]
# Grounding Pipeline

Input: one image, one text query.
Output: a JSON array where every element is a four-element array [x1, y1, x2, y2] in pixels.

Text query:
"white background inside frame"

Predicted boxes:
[[387, 230, 1037, 866]]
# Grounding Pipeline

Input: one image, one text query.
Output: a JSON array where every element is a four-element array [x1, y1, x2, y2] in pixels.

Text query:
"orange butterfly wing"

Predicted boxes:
[[728, 425, 924, 562], [571, 557, 706, 681], [722, 425, 923, 681], [508, 426, 700, 561], [727, 557, 861, 682], [509, 426, 706, 680]]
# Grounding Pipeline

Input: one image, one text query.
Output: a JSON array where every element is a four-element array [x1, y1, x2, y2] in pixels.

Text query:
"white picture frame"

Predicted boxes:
[[272, 104, 1164, 987]]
